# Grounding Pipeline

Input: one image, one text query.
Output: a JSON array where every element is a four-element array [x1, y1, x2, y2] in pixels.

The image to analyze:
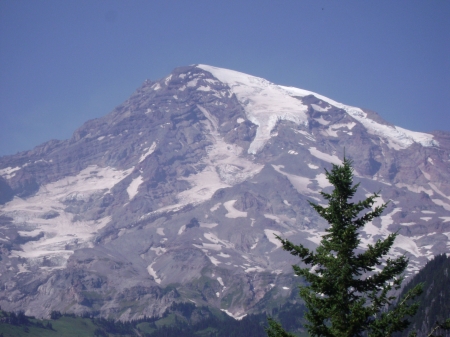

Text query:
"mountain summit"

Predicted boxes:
[[0, 65, 449, 319]]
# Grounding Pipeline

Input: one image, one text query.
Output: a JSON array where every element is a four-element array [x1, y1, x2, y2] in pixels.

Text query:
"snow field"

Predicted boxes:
[[5, 165, 132, 268], [279, 85, 438, 149], [197, 65, 309, 154], [197, 65, 438, 151]]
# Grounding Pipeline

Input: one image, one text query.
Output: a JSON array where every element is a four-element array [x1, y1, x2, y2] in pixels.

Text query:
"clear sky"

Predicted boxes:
[[1, 0, 449, 156]]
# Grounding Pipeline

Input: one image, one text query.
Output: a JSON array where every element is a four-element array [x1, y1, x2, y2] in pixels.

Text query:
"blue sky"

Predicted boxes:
[[1, 0, 449, 156]]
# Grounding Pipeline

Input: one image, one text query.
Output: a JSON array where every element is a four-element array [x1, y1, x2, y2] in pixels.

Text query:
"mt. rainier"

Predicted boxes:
[[0, 65, 449, 320]]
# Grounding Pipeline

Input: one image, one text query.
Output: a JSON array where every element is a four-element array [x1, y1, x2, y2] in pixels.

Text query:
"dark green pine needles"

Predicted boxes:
[[266, 158, 422, 337]]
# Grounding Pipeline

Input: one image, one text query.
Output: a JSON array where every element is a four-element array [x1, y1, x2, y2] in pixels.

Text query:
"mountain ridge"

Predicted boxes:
[[0, 65, 449, 320]]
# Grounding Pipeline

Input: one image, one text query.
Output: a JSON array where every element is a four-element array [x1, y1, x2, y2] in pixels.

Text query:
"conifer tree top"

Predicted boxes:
[[267, 158, 422, 337]]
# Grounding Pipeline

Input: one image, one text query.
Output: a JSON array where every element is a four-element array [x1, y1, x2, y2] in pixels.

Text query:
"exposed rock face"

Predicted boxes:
[[0, 65, 449, 319]]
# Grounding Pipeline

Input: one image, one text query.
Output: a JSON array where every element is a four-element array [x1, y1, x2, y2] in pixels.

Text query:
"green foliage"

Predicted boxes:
[[397, 254, 450, 337], [266, 317, 297, 337], [1, 302, 303, 337], [427, 319, 450, 337], [270, 158, 422, 337]]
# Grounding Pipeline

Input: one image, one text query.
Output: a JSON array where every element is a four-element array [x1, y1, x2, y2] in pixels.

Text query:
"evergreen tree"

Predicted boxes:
[[266, 158, 422, 337], [397, 254, 450, 337]]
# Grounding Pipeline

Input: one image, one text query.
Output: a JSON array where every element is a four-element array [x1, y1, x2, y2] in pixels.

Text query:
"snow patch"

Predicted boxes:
[[165, 74, 172, 85], [193, 243, 222, 251], [223, 200, 247, 218], [264, 229, 283, 249], [308, 147, 342, 165], [221, 309, 247, 321], [197, 85, 211, 92], [17, 264, 29, 274], [150, 247, 167, 256], [315, 173, 332, 189], [314, 116, 330, 125], [200, 222, 218, 228], [147, 263, 161, 284], [394, 234, 421, 257], [187, 78, 199, 87], [127, 176, 143, 200], [429, 183, 450, 200], [0, 166, 21, 179], [432, 199, 450, 211], [178, 225, 186, 235], [264, 214, 281, 223], [216, 163, 260, 185], [204, 232, 234, 249], [207, 255, 221, 266], [272, 165, 316, 195], [210, 203, 221, 212], [365, 193, 385, 211], [311, 104, 330, 112], [250, 238, 259, 249], [139, 142, 157, 163], [400, 222, 416, 227], [245, 266, 265, 273], [294, 129, 316, 142], [396, 183, 434, 196], [322, 123, 357, 137]]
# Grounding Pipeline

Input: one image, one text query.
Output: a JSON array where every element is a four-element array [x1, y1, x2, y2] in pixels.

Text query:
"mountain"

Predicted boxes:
[[0, 65, 449, 320], [398, 254, 450, 337]]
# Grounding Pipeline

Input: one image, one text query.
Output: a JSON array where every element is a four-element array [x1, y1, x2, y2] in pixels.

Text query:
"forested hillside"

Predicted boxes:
[[0, 301, 305, 337], [398, 254, 450, 337], [1, 255, 449, 336]]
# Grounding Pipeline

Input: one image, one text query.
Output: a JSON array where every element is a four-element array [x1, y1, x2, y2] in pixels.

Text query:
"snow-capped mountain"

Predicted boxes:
[[0, 65, 449, 320]]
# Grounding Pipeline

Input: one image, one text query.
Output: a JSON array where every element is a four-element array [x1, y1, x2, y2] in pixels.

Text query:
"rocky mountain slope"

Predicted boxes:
[[0, 65, 449, 320]]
